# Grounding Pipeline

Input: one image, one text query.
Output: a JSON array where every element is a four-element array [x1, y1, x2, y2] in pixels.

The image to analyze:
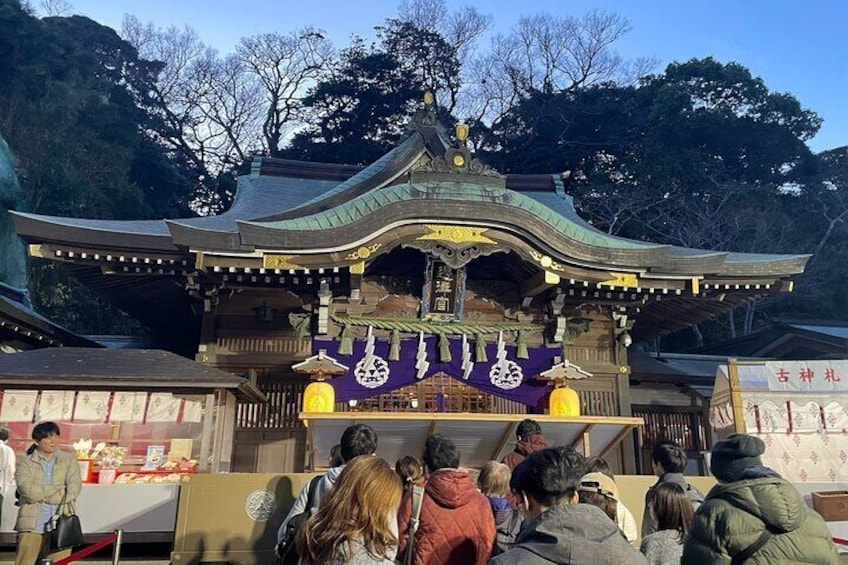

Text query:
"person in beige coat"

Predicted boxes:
[[14, 422, 82, 565]]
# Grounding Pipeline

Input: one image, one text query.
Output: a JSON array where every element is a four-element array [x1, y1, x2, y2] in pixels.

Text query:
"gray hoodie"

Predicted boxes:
[[277, 466, 344, 544], [488, 503, 648, 565]]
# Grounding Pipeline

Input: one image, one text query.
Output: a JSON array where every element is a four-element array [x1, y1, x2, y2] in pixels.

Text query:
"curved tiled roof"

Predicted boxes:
[[263, 132, 428, 220], [9, 121, 809, 279], [12, 170, 345, 250], [242, 180, 656, 251]]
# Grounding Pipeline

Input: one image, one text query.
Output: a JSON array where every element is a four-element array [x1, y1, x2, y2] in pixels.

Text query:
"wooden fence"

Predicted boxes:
[[632, 404, 711, 474], [238, 378, 621, 430]]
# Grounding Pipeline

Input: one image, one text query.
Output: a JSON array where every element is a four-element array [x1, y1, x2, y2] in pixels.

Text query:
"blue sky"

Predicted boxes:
[[69, 0, 847, 153]]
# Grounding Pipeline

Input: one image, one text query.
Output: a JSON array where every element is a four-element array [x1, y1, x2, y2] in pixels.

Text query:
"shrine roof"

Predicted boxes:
[[238, 180, 660, 254], [10, 117, 810, 279], [0, 348, 264, 400], [0, 283, 100, 348]]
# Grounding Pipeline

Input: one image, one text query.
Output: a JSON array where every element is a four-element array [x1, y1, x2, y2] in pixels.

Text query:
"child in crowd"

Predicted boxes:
[[477, 461, 522, 555], [639, 483, 692, 565]]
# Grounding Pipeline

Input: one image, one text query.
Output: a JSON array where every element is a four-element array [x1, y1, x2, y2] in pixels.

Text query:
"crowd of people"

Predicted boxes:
[[0, 418, 840, 565], [279, 419, 841, 565]]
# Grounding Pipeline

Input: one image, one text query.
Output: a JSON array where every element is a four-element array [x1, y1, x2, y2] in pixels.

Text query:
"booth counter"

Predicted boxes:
[[300, 411, 644, 469], [0, 483, 180, 544]]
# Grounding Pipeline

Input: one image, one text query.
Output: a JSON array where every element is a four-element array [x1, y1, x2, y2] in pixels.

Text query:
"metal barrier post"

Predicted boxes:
[[111, 530, 123, 565]]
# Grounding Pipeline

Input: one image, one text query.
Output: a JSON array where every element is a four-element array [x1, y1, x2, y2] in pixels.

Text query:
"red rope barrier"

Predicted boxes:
[[53, 533, 118, 565]]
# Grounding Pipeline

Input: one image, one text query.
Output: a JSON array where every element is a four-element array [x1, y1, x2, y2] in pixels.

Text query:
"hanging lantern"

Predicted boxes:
[[304, 381, 336, 413], [549, 386, 581, 417]]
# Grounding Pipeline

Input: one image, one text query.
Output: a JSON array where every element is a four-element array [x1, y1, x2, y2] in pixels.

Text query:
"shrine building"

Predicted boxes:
[[11, 97, 809, 473]]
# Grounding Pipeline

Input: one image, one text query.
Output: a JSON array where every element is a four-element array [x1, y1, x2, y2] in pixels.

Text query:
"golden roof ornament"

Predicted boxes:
[[455, 123, 469, 143]]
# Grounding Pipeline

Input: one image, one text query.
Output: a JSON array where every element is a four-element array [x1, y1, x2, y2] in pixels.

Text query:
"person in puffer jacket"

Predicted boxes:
[[682, 433, 839, 565], [502, 419, 549, 471], [397, 435, 495, 565], [490, 447, 647, 565]]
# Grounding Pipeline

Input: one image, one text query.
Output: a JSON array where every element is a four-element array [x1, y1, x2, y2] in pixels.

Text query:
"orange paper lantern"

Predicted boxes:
[[549, 386, 580, 417], [304, 381, 335, 413]]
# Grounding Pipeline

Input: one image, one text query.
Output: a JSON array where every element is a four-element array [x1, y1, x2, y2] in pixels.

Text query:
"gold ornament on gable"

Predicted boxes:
[[530, 250, 564, 272], [344, 243, 382, 261], [262, 254, 302, 270], [417, 225, 496, 245], [599, 272, 639, 287]]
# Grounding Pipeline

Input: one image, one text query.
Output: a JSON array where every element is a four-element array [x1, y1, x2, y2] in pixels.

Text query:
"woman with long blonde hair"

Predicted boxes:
[[296, 455, 402, 564]]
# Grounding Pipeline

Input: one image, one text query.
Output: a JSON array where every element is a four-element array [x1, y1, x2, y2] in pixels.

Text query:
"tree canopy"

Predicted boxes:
[[1, 0, 846, 347]]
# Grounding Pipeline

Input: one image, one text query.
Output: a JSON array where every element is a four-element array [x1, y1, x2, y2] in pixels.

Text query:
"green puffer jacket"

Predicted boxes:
[[681, 475, 838, 564]]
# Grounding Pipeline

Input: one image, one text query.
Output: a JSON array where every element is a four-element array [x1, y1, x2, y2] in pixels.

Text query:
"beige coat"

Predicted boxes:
[[15, 449, 81, 533]]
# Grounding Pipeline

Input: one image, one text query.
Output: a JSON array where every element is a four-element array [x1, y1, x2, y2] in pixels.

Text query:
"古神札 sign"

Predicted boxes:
[[765, 360, 848, 392]]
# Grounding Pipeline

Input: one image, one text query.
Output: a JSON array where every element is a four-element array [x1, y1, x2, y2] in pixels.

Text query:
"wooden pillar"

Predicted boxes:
[[199, 393, 215, 473], [211, 390, 236, 473], [727, 359, 746, 434], [615, 327, 638, 474]]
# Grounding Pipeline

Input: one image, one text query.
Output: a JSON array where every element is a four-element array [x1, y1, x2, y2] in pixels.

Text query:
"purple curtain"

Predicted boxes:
[[313, 336, 557, 407]]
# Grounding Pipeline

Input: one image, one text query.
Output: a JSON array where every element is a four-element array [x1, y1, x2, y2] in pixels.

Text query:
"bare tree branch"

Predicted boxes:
[[237, 28, 333, 156]]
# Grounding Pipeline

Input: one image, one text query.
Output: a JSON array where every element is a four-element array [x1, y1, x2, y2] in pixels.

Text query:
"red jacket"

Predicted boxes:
[[398, 469, 495, 565], [501, 434, 549, 471]]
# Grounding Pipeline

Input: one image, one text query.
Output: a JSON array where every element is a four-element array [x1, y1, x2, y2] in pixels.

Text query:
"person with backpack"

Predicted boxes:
[[276, 424, 378, 564], [296, 455, 402, 564], [642, 441, 704, 537], [681, 434, 838, 564], [397, 435, 495, 565]]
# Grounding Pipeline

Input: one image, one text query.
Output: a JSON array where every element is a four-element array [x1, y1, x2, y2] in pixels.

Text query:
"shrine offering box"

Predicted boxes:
[[812, 491, 848, 521]]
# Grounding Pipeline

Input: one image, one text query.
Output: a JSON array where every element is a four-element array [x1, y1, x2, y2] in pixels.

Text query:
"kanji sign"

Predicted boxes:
[[421, 257, 466, 322], [766, 361, 848, 392]]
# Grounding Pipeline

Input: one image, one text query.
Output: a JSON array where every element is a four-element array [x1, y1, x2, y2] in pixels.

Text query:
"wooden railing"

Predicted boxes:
[[237, 381, 307, 429], [237, 378, 621, 430], [215, 337, 311, 355], [632, 405, 710, 453], [579, 389, 618, 416], [340, 375, 528, 415]]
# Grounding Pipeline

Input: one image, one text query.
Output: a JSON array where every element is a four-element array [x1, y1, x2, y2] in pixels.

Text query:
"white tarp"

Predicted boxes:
[[710, 359, 848, 483]]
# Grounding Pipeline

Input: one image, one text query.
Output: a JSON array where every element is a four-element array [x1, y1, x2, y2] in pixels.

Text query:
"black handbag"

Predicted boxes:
[[51, 496, 84, 550]]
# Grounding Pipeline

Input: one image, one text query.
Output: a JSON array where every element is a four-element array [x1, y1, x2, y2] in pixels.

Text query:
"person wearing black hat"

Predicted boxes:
[[681, 433, 838, 564]]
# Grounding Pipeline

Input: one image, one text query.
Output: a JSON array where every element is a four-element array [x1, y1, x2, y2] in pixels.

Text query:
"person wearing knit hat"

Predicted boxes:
[[709, 433, 767, 483], [682, 434, 839, 564]]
